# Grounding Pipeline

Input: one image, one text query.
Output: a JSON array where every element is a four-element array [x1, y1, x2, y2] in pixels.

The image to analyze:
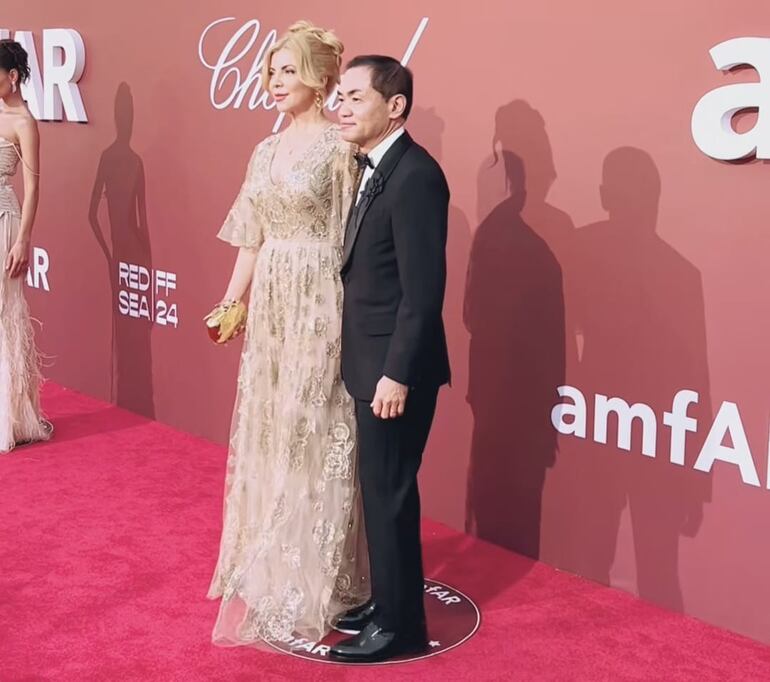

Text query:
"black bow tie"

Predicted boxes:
[[354, 152, 374, 170]]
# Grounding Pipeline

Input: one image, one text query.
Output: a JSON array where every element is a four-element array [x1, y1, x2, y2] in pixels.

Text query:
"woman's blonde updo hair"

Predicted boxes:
[[263, 21, 344, 101]]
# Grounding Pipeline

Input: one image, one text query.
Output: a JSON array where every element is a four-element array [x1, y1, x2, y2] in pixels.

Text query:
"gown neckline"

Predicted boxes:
[[268, 123, 335, 187]]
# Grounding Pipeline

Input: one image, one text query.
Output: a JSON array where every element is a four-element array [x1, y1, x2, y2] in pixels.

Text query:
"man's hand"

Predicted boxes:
[[371, 375, 409, 419]]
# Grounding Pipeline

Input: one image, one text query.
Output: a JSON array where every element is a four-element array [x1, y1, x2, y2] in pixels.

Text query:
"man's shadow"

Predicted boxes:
[[565, 147, 712, 612], [464, 100, 572, 560], [408, 106, 473, 526], [88, 83, 155, 418]]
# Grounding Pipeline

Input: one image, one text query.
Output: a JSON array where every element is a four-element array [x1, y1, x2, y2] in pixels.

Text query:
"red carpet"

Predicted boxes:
[[2, 383, 769, 681]]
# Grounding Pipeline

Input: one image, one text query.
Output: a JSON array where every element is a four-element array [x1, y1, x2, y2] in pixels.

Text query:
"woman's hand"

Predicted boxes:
[[5, 239, 30, 278]]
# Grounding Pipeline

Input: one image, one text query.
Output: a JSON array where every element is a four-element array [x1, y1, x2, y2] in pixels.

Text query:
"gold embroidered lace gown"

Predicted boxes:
[[0, 137, 50, 453], [208, 124, 369, 646]]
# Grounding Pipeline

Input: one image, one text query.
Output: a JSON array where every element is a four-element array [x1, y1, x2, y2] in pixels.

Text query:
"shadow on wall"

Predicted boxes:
[[555, 146, 713, 612], [89, 82, 155, 418], [465, 100, 572, 560], [408, 106, 473, 528], [463, 99, 713, 615]]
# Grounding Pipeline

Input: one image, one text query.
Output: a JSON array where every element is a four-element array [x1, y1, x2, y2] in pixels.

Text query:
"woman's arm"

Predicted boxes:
[[216, 144, 264, 301], [5, 117, 39, 278], [222, 246, 258, 301]]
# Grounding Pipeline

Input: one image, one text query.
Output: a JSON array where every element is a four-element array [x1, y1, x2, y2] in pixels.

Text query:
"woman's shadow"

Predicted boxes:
[[88, 83, 155, 418], [464, 99, 573, 562]]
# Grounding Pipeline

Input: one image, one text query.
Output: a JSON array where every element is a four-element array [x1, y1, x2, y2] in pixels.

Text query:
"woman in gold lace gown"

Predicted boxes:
[[207, 22, 369, 647]]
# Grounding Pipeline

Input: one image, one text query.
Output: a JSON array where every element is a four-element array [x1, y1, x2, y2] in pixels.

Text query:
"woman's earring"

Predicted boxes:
[[315, 90, 324, 110], [11, 81, 17, 94]]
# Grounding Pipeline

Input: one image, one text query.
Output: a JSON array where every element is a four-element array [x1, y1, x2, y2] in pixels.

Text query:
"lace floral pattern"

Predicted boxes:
[[208, 125, 370, 646]]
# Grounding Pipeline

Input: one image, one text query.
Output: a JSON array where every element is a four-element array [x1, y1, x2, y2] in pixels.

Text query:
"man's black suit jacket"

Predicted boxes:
[[340, 131, 451, 401]]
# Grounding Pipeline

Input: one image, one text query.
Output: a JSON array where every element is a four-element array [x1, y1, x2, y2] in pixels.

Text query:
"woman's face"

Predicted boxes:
[[0, 68, 17, 99], [268, 48, 316, 114]]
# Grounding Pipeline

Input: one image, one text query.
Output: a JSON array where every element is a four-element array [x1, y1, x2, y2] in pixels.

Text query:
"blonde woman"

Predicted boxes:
[[207, 21, 369, 647]]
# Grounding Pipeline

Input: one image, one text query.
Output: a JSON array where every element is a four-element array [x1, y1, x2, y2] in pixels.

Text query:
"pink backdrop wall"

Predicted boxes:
[[7, 0, 770, 643]]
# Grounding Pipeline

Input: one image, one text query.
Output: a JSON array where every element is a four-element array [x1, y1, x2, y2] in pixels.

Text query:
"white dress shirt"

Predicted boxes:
[[356, 127, 406, 205]]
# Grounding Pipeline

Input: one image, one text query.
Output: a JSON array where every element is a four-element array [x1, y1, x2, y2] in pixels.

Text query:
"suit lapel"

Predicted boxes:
[[341, 131, 413, 269]]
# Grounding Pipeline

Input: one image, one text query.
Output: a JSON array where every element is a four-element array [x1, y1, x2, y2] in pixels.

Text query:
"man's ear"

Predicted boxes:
[[388, 94, 407, 120]]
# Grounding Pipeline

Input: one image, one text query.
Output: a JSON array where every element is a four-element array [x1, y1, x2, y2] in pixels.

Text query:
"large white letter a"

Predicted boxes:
[[694, 401, 760, 487], [691, 37, 770, 161]]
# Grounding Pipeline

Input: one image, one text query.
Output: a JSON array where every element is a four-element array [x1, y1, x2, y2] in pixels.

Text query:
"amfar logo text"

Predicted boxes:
[[118, 262, 178, 327], [691, 37, 770, 160], [0, 28, 87, 122], [197, 17, 429, 132], [24, 246, 50, 291], [552, 386, 769, 489]]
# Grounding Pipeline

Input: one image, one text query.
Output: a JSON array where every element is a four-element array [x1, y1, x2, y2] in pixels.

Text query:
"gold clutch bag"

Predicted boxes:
[[204, 299, 247, 344]]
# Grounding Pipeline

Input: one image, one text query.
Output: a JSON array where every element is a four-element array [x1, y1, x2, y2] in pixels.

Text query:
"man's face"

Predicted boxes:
[[337, 66, 393, 152]]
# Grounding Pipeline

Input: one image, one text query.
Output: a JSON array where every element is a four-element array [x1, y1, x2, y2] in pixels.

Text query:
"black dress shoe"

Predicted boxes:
[[329, 621, 428, 663], [333, 599, 378, 635]]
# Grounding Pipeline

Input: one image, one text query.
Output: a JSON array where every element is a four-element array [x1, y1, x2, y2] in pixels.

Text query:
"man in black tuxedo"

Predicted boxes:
[[329, 56, 451, 664]]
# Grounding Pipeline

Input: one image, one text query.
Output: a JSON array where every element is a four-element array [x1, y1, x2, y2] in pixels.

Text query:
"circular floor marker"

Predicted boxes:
[[267, 578, 481, 665]]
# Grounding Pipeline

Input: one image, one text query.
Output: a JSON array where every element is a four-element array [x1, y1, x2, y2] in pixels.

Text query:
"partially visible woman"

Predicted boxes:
[[0, 39, 51, 453], [207, 21, 369, 647]]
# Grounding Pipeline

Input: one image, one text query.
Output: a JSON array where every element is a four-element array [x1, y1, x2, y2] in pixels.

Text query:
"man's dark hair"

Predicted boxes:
[[346, 55, 413, 120]]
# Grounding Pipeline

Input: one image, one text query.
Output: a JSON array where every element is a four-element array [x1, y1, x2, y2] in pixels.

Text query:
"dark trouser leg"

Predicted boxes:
[[355, 386, 438, 632]]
